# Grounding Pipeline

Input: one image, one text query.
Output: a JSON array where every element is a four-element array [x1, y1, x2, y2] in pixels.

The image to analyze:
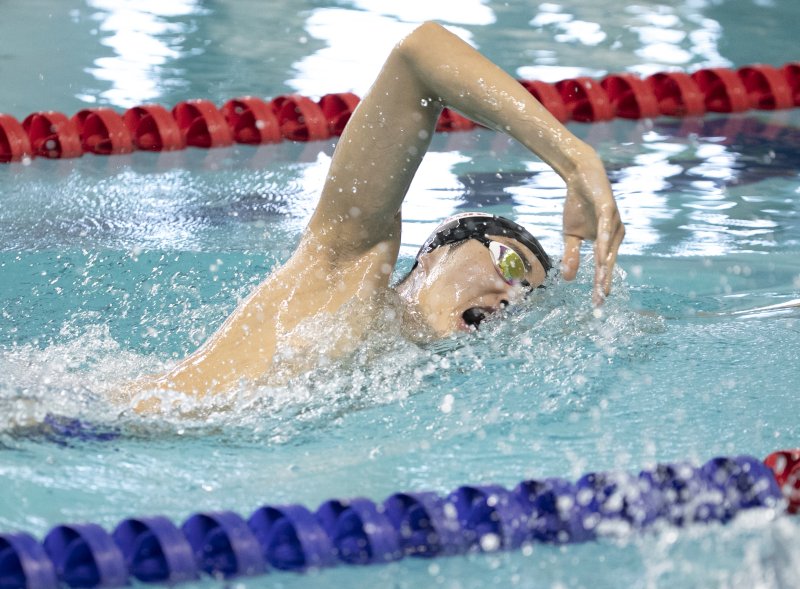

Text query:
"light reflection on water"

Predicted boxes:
[[1, 112, 797, 259], [0, 0, 756, 111], [83, 0, 204, 107]]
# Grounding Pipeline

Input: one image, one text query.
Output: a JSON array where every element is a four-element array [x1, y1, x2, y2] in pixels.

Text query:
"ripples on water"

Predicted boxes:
[[0, 258, 652, 437], [0, 115, 797, 449], [4, 0, 799, 114]]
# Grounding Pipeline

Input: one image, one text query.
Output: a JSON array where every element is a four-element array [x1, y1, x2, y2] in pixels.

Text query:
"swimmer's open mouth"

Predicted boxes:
[[461, 300, 509, 330]]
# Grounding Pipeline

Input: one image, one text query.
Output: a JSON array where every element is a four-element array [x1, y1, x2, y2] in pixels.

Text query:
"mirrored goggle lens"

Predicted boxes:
[[488, 241, 526, 283]]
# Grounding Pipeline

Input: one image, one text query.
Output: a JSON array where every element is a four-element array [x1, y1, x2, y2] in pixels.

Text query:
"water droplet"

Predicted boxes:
[[440, 393, 454, 413], [479, 533, 501, 552]]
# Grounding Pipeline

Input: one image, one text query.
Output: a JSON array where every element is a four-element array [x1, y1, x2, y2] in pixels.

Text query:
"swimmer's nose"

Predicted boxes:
[[463, 307, 487, 329]]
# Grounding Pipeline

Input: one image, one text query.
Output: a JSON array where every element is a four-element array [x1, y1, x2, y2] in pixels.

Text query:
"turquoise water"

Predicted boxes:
[[1, 1, 800, 587]]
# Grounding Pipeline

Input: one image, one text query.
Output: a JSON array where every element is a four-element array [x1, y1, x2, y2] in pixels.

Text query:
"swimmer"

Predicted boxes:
[[126, 22, 624, 409]]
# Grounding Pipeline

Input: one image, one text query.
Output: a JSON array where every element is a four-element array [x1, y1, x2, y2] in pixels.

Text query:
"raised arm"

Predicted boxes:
[[305, 21, 624, 301]]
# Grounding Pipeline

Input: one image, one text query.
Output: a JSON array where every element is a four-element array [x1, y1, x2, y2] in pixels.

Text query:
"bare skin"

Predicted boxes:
[[125, 22, 625, 410], [395, 234, 549, 335]]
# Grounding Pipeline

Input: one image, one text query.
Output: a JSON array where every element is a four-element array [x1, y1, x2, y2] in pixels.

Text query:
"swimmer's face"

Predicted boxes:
[[395, 235, 547, 336]]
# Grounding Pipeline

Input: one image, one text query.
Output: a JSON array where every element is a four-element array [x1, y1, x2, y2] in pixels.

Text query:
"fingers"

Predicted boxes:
[[563, 205, 624, 306], [593, 207, 625, 303], [604, 219, 625, 293], [561, 234, 583, 281]]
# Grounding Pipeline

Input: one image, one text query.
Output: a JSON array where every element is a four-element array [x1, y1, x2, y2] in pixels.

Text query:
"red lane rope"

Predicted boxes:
[[1, 63, 798, 164]]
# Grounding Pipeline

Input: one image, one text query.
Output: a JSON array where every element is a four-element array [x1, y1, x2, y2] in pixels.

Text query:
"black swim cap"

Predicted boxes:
[[414, 212, 552, 274]]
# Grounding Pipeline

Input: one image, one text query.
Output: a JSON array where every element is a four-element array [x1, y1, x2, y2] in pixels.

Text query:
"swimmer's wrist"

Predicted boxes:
[[567, 140, 602, 171], [523, 128, 595, 178], [548, 140, 603, 183]]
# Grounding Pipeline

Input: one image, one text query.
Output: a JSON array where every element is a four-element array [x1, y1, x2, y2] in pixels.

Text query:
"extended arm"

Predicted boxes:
[[122, 23, 626, 407], [305, 21, 624, 301]]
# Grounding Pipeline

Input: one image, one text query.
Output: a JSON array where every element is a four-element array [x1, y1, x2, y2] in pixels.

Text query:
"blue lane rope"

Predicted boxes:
[[0, 454, 784, 589]]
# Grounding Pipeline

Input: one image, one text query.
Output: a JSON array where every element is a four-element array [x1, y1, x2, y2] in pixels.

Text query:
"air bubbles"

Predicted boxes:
[[726, 264, 751, 277], [439, 393, 454, 414], [479, 533, 501, 552], [443, 502, 458, 520]]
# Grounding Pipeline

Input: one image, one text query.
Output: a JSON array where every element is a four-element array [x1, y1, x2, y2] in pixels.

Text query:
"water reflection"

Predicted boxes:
[[400, 113, 800, 258], [84, 0, 203, 107], [1, 0, 793, 118], [613, 115, 800, 255], [1, 110, 797, 262], [349, 0, 494, 25], [4, 0, 800, 263], [517, 0, 729, 81], [530, 4, 606, 46], [288, 2, 490, 95]]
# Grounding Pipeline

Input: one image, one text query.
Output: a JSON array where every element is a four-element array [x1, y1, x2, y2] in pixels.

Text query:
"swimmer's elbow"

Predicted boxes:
[[409, 20, 448, 38], [395, 21, 450, 62]]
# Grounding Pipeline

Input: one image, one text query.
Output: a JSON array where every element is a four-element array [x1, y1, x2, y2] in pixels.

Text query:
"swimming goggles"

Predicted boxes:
[[487, 240, 528, 285]]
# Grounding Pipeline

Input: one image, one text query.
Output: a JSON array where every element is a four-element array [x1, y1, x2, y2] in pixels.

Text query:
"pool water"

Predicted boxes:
[[1, 1, 799, 587]]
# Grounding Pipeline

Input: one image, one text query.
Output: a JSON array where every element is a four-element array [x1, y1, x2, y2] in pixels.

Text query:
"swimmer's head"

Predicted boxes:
[[395, 213, 552, 335]]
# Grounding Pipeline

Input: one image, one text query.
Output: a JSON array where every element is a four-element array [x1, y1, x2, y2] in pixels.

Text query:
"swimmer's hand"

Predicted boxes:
[[560, 150, 624, 306]]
